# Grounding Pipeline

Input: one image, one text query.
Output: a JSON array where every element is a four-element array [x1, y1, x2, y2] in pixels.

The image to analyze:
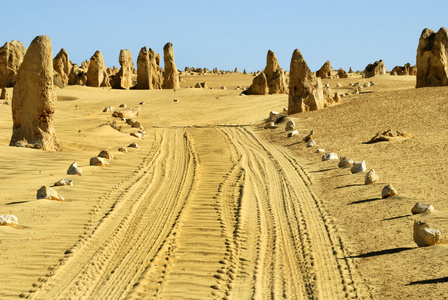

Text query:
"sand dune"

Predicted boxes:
[[0, 73, 447, 299]]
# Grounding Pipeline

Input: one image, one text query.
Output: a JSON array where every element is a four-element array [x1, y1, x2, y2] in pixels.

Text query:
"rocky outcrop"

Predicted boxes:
[[363, 60, 386, 78], [243, 72, 269, 95], [0, 40, 26, 87], [86, 50, 110, 87], [136, 47, 150, 89], [53, 48, 72, 88], [113, 49, 134, 90], [416, 27, 448, 88], [263, 50, 287, 94], [162, 43, 180, 89], [316, 60, 332, 79], [10, 36, 61, 151]]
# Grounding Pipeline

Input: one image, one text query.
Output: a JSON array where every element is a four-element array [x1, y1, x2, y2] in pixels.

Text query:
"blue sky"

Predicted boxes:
[[1, 0, 448, 72]]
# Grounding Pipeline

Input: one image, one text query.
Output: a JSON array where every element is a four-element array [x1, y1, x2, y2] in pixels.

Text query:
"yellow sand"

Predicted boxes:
[[0, 73, 447, 299]]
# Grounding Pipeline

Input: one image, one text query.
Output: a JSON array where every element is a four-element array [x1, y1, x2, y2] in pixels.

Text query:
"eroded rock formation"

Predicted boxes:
[[264, 50, 287, 94], [113, 49, 134, 90], [87, 50, 110, 87], [162, 43, 179, 89], [0, 40, 26, 87], [363, 60, 386, 78], [316, 60, 333, 79], [53, 48, 71, 87]]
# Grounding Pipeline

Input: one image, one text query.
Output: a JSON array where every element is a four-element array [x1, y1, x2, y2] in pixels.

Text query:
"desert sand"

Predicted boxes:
[[0, 72, 448, 299]]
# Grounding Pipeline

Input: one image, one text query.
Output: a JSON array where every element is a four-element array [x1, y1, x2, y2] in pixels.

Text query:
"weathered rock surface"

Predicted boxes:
[[322, 153, 338, 161], [37, 186, 64, 201], [67, 161, 82, 175], [68, 64, 87, 85], [149, 48, 163, 89], [243, 72, 269, 95], [303, 130, 314, 142], [90, 157, 109, 167], [113, 49, 134, 90], [136, 47, 151, 89], [338, 156, 354, 168], [351, 161, 366, 174], [98, 150, 114, 160], [264, 122, 275, 129], [87, 50, 109, 87], [10, 35, 61, 151], [54, 178, 73, 186], [53, 48, 71, 88], [365, 169, 379, 184], [413, 220, 440, 247], [363, 60, 386, 78], [0, 40, 26, 87], [411, 202, 435, 215], [381, 184, 397, 198], [0, 215, 18, 226], [416, 27, 448, 88], [337, 68, 348, 78], [316, 60, 333, 79], [162, 43, 180, 89], [263, 50, 287, 94]]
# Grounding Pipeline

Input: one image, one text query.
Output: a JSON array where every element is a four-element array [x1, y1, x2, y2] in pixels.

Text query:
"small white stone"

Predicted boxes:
[[288, 130, 299, 137], [285, 120, 295, 131], [306, 139, 316, 147], [0, 215, 18, 227], [365, 169, 379, 184], [322, 153, 338, 161]]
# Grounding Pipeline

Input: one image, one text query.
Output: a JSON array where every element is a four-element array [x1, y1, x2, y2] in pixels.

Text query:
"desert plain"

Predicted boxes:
[[1, 68, 448, 300]]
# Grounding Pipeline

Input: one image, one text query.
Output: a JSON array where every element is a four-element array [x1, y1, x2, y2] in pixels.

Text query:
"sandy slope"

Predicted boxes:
[[0, 73, 446, 299]]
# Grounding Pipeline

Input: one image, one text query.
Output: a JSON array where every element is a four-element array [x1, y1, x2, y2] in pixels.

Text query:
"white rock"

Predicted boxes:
[[413, 220, 440, 247], [411, 203, 434, 215], [306, 139, 316, 147], [0, 215, 18, 227], [54, 179, 73, 186], [285, 120, 295, 131], [325, 83, 330, 88], [350, 161, 366, 174], [322, 153, 338, 161], [90, 157, 109, 167], [288, 130, 299, 137], [119, 104, 127, 108], [315, 148, 325, 153], [37, 186, 65, 201], [338, 156, 354, 168], [381, 184, 397, 198], [103, 106, 115, 112], [283, 107, 288, 113], [67, 162, 82, 176], [365, 169, 379, 184]]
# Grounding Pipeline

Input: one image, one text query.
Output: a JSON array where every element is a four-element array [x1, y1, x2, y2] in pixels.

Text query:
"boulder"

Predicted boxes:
[[363, 60, 386, 78], [381, 184, 397, 198], [131, 120, 144, 130], [413, 220, 440, 247], [322, 153, 338, 161], [411, 202, 435, 215], [98, 150, 114, 160], [0, 40, 26, 87], [337, 68, 348, 78], [113, 49, 134, 90], [136, 47, 151, 89], [9, 35, 61, 151], [36, 186, 64, 201], [243, 72, 269, 95], [67, 161, 82, 175], [416, 27, 448, 88], [264, 50, 287, 94], [162, 43, 180, 89], [288, 49, 326, 114], [0, 215, 18, 227], [53, 48, 71, 88], [54, 178, 73, 186], [288, 130, 299, 137], [306, 139, 316, 147], [87, 50, 109, 87], [351, 161, 366, 174], [365, 169, 379, 184], [285, 120, 295, 131], [0, 87, 8, 100], [338, 156, 354, 168], [90, 157, 109, 167], [316, 60, 333, 79]]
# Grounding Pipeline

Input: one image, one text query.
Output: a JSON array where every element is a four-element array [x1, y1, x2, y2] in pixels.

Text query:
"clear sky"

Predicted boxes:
[[1, 0, 448, 72]]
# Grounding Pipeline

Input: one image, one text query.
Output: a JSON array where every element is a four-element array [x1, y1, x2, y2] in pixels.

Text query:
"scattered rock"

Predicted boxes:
[[173, 99, 179, 102], [67, 162, 82, 175], [391, 63, 414, 76], [381, 184, 397, 198], [54, 179, 73, 186], [363, 60, 386, 78], [139, 101, 145, 105], [98, 150, 114, 160], [306, 139, 316, 147], [131, 121, 144, 130], [365, 169, 379, 184], [118, 147, 128, 153], [303, 130, 314, 142], [128, 142, 140, 149], [37, 186, 64, 201], [322, 153, 338, 161], [365, 129, 412, 144], [130, 132, 143, 139], [338, 156, 354, 168], [337, 68, 348, 78], [0, 87, 8, 100], [0, 215, 18, 227], [264, 122, 275, 129], [162, 42, 180, 89], [9, 35, 61, 151], [220, 86, 226, 90], [413, 220, 440, 247], [351, 161, 366, 174], [315, 148, 325, 153], [336, 83, 342, 87], [411, 202, 435, 215], [288, 130, 299, 137], [119, 104, 127, 108], [103, 106, 115, 112], [285, 120, 295, 131], [112, 108, 140, 119], [90, 157, 109, 167]]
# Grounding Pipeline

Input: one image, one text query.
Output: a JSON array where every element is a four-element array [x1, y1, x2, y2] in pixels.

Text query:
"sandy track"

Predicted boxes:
[[27, 126, 360, 299]]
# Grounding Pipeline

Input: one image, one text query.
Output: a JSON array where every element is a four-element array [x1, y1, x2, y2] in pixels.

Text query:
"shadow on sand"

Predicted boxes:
[[347, 247, 413, 259], [348, 197, 382, 205], [407, 277, 448, 285], [382, 214, 412, 221]]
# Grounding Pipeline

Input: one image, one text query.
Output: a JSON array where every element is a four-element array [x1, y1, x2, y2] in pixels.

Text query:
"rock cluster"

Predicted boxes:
[[363, 60, 386, 78], [416, 27, 448, 88], [10, 35, 61, 151]]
